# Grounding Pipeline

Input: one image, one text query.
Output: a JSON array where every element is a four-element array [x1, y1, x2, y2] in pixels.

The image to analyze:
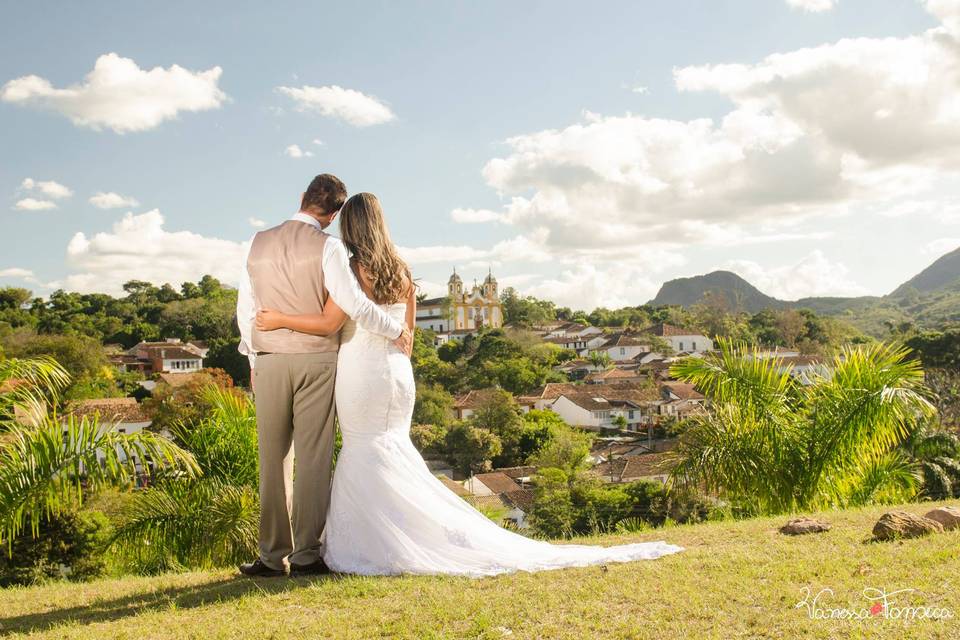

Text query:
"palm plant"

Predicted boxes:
[[669, 340, 934, 515], [0, 357, 198, 549], [110, 386, 260, 571], [900, 420, 960, 499]]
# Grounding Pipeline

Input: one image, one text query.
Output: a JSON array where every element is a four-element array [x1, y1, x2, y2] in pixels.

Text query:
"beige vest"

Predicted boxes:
[[247, 220, 340, 353]]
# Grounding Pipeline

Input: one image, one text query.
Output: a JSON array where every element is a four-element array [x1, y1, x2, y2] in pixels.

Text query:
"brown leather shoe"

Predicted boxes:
[[288, 559, 332, 577], [239, 559, 286, 577]]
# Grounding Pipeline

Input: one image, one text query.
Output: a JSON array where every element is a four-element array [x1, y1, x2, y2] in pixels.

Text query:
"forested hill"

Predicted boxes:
[[647, 246, 960, 335]]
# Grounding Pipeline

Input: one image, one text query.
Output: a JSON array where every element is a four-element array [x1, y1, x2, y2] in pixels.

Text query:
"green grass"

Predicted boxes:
[[1, 500, 958, 639]]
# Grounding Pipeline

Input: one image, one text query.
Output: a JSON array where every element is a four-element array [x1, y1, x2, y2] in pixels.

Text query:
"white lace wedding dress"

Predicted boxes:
[[322, 303, 684, 577]]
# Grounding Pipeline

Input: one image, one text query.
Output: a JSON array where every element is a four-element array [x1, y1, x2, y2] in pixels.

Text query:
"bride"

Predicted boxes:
[[255, 192, 684, 577]]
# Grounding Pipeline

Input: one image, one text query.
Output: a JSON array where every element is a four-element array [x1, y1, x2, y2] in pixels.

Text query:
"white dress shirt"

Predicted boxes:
[[237, 212, 404, 368]]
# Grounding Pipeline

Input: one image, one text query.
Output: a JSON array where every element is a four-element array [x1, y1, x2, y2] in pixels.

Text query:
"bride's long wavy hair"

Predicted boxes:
[[339, 192, 413, 305]]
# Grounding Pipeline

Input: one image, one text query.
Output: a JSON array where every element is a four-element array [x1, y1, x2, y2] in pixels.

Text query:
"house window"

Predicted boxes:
[[628, 410, 634, 419], [620, 347, 625, 355], [679, 342, 684, 351], [693, 341, 697, 351]]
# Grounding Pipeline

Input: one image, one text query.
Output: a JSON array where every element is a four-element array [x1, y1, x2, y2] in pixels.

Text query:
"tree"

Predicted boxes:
[[444, 422, 502, 476], [518, 410, 569, 463], [413, 385, 456, 428], [589, 351, 612, 370], [670, 340, 934, 515], [470, 389, 524, 467], [529, 426, 594, 481]]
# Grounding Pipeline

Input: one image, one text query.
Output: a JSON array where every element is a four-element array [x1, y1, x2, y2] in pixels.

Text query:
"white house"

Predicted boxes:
[[590, 333, 652, 362], [545, 322, 603, 339], [640, 323, 713, 353], [548, 394, 645, 431]]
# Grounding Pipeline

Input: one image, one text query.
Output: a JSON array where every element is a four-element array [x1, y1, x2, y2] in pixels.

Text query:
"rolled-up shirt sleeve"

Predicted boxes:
[[322, 237, 403, 339], [236, 239, 258, 368]]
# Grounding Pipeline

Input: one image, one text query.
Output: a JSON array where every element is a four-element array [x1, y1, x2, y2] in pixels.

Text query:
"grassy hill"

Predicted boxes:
[[1, 500, 957, 639]]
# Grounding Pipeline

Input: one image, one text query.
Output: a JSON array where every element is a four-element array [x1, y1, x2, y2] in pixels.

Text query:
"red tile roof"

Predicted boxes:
[[472, 472, 522, 494], [640, 323, 703, 337], [66, 398, 151, 423]]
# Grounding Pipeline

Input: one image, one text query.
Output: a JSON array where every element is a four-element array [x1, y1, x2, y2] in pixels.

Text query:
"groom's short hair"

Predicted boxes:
[[301, 174, 347, 216]]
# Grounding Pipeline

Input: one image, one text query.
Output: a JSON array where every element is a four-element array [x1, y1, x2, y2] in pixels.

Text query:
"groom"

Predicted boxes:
[[236, 173, 412, 577]]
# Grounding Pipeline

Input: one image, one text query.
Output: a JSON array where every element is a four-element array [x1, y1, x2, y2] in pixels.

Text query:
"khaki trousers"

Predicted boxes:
[[253, 351, 337, 569]]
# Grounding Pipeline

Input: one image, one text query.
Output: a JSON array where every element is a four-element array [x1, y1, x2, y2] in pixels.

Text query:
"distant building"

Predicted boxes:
[[454, 388, 531, 421], [640, 323, 713, 354], [416, 269, 503, 343], [590, 332, 652, 361], [110, 339, 206, 375]]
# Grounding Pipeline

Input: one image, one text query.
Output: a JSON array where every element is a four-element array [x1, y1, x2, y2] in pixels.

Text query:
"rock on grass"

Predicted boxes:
[[923, 506, 960, 531], [872, 510, 944, 541], [779, 517, 831, 535]]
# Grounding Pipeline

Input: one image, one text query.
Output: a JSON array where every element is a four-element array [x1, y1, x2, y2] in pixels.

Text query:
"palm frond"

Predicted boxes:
[[0, 415, 198, 548], [805, 343, 934, 490], [671, 339, 798, 422], [110, 479, 258, 571], [0, 357, 71, 431], [841, 449, 920, 506], [171, 386, 258, 488], [667, 403, 805, 514]]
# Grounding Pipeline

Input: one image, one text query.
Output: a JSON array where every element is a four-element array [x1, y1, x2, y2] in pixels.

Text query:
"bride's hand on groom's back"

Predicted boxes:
[[256, 309, 284, 331]]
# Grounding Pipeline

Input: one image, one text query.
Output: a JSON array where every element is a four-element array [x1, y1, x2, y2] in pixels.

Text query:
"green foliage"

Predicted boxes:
[[470, 389, 524, 467], [500, 287, 555, 326], [413, 384, 456, 428], [0, 276, 243, 385], [410, 422, 448, 454], [111, 388, 260, 572], [444, 421, 502, 476], [0, 356, 71, 432], [528, 426, 594, 477], [0, 509, 112, 587], [110, 479, 259, 573], [171, 387, 259, 487], [669, 340, 934, 514], [907, 328, 960, 369], [0, 414, 199, 549], [143, 368, 239, 432]]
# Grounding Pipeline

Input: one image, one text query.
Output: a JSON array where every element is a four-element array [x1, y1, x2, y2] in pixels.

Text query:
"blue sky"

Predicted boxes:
[[1, 0, 956, 309]]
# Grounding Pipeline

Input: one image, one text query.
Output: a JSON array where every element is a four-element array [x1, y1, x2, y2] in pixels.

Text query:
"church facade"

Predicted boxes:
[[415, 270, 503, 337]]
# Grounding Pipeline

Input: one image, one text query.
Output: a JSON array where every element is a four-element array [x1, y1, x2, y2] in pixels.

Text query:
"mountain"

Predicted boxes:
[[648, 270, 785, 313], [647, 247, 960, 334], [890, 246, 960, 297]]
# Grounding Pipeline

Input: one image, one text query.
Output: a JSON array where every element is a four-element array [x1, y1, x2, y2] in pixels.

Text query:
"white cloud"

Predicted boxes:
[[249, 217, 266, 229], [276, 84, 395, 127], [89, 191, 139, 209], [444, 4, 960, 306], [450, 208, 504, 224], [0, 267, 34, 279], [312, 139, 324, 146], [14, 198, 57, 211], [21, 178, 72, 199], [526, 263, 662, 310], [398, 245, 490, 265], [1, 53, 226, 133], [924, 237, 960, 255], [64, 210, 244, 294], [785, 0, 836, 12], [284, 144, 313, 159], [718, 250, 867, 300]]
